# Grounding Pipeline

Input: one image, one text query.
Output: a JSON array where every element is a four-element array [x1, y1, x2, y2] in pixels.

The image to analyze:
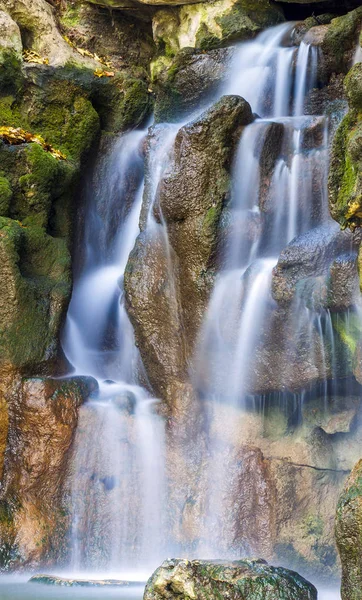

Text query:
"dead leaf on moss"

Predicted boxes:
[[0, 127, 66, 160], [22, 50, 49, 65], [94, 69, 115, 78]]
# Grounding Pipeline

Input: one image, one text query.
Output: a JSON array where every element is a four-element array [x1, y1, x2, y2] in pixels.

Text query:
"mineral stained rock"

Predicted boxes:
[[144, 558, 317, 600]]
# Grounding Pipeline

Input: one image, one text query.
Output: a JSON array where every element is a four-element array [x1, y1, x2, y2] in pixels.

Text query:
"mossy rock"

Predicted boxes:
[[329, 109, 362, 230], [322, 7, 362, 75], [144, 558, 317, 600], [336, 459, 362, 600], [152, 0, 284, 56], [0, 215, 71, 370], [345, 62, 362, 111], [0, 175, 12, 215]]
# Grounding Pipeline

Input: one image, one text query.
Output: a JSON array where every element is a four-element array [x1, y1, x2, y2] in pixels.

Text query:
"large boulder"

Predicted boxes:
[[125, 95, 253, 404], [144, 558, 317, 600], [336, 458, 362, 600]]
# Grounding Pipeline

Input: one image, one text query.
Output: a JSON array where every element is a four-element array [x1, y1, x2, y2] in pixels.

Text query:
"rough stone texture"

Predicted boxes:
[[336, 458, 362, 600], [144, 558, 317, 600], [151, 0, 284, 56], [329, 62, 362, 232], [272, 223, 361, 305], [151, 46, 233, 122], [0, 377, 93, 569], [0, 0, 98, 68], [59, 1, 155, 72], [0, 10, 22, 56], [125, 95, 253, 404]]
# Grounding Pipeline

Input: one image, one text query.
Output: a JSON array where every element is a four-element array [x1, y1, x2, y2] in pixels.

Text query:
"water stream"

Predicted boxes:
[[58, 20, 356, 597]]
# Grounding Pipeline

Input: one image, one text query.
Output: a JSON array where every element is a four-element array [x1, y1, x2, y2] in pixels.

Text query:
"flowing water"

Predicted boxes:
[[56, 20, 354, 597]]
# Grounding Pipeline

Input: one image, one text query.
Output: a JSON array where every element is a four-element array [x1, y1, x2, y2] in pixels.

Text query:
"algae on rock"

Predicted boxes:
[[144, 558, 317, 600]]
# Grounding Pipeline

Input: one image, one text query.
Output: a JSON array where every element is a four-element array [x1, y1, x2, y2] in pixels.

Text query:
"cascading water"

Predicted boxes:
[[60, 19, 359, 596], [62, 131, 168, 575], [192, 23, 360, 559]]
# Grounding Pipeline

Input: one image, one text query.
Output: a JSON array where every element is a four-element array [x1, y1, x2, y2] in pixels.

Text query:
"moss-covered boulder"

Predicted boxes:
[[329, 62, 362, 232], [144, 559, 317, 600], [152, 0, 284, 55], [336, 458, 362, 600]]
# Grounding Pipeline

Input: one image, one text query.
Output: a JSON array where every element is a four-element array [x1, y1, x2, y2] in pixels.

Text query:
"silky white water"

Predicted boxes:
[[59, 21, 352, 597]]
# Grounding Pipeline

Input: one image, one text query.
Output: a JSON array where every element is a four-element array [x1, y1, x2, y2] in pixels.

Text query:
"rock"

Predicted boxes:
[[151, 0, 284, 55], [0, 10, 22, 56], [0, 377, 92, 569], [29, 574, 143, 586], [0, 0, 97, 68], [336, 458, 362, 600], [329, 65, 362, 232], [125, 95, 253, 404], [272, 223, 359, 305], [144, 558, 317, 600], [151, 47, 233, 122], [302, 396, 361, 434]]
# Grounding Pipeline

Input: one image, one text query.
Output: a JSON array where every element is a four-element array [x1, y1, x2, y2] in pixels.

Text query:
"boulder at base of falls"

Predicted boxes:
[[335, 458, 362, 600], [144, 558, 317, 600]]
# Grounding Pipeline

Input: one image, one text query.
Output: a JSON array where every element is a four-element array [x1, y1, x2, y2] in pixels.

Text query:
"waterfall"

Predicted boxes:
[[62, 130, 168, 575], [61, 19, 360, 585]]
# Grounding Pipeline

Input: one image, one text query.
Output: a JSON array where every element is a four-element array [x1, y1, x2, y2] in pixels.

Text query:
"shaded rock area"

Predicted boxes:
[[336, 458, 362, 600], [125, 95, 253, 405], [144, 558, 317, 600]]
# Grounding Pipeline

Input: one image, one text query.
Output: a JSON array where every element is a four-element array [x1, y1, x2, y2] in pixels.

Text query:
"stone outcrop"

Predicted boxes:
[[125, 95, 253, 404], [144, 558, 317, 600], [336, 458, 362, 600], [0, 377, 93, 569]]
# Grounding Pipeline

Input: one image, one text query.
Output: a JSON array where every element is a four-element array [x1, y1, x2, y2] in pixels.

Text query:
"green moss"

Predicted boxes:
[[303, 515, 324, 537], [60, 4, 82, 29], [345, 62, 362, 110], [329, 110, 362, 229], [0, 50, 23, 95], [323, 7, 362, 74], [0, 176, 12, 216]]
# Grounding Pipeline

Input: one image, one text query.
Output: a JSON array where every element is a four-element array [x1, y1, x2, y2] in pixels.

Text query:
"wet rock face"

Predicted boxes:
[[0, 377, 93, 569], [272, 223, 360, 306], [144, 558, 317, 600], [125, 95, 253, 403], [152, 47, 233, 122], [335, 459, 362, 600]]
